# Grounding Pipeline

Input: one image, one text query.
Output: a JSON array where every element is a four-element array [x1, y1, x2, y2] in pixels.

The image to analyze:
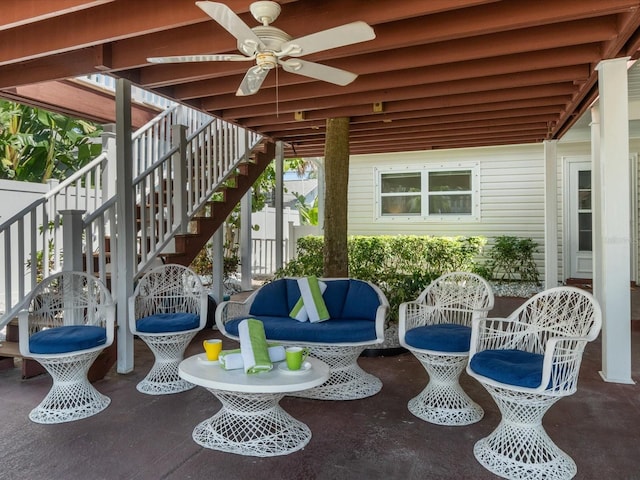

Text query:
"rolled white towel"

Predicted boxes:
[[219, 346, 286, 370]]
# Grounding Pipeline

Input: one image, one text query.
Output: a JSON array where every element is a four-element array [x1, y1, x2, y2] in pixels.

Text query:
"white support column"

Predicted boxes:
[[275, 141, 284, 269], [115, 78, 135, 374], [171, 124, 188, 234], [594, 57, 634, 384], [211, 227, 224, 303], [240, 188, 252, 291], [543, 140, 559, 289], [60, 210, 85, 272]]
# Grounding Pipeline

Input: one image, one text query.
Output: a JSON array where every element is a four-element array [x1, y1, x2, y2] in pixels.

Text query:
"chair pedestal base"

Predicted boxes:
[[475, 386, 576, 480], [410, 350, 483, 426], [137, 331, 197, 395], [30, 350, 110, 424], [292, 345, 382, 400]]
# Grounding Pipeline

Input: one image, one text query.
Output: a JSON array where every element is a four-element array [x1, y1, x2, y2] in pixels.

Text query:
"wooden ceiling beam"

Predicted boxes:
[[0, 0, 116, 30], [246, 97, 570, 128], [215, 79, 577, 121], [201, 64, 590, 112]]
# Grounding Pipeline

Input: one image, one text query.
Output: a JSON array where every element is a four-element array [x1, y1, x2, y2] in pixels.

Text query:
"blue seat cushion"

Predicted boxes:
[[226, 316, 377, 343], [469, 349, 545, 389], [136, 312, 200, 333], [30, 325, 107, 354], [404, 323, 471, 353]]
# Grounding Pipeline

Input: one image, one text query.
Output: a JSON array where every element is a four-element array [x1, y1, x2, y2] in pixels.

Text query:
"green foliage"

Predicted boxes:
[[483, 235, 540, 284], [0, 101, 102, 182], [274, 234, 486, 321], [190, 242, 240, 279], [294, 193, 318, 226]]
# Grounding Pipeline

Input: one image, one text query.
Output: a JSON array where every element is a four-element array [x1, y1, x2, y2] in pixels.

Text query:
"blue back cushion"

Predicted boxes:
[[341, 280, 380, 321], [30, 325, 107, 354], [249, 280, 289, 317], [225, 316, 377, 343], [469, 349, 545, 389], [404, 323, 471, 353], [322, 280, 350, 318], [136, 312, 200, 333]]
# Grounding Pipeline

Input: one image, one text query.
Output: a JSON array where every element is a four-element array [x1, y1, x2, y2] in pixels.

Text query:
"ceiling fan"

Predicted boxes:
[[147, 1, 376, 96]]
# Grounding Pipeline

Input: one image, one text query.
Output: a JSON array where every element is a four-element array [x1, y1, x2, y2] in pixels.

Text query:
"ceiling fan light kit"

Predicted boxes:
[[147, 1, 376, 96]]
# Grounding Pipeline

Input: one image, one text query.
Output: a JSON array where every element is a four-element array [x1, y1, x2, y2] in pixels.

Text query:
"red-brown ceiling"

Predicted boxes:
[[2, 0, 640, 157]]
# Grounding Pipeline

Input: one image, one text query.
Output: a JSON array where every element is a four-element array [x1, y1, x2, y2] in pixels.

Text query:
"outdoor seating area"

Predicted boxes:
[[1, 305, 638, 479]]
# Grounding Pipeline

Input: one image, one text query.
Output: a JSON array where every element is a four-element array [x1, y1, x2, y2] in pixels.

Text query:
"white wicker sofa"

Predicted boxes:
[[215, 277, 389, 400]]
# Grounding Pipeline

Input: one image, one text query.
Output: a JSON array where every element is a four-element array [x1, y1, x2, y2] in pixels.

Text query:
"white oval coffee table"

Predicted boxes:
[[178, 354, 329, 457]]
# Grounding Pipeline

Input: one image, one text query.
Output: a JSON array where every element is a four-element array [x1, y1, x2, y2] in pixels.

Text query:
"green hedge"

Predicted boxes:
[[274, 235, 486, 322]]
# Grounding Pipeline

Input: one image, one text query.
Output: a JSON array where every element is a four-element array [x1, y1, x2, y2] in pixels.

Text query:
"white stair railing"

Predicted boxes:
[[0, 151, 110, 326]]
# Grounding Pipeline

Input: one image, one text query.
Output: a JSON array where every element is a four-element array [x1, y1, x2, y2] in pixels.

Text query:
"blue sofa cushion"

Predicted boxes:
[[30, 325, 107, 354], [249, 280, 289, 317], [226, 316, 377, 343], [404, 323, 471, 353], [136, 312, 199, 333], [341, 280, 380, 321], [322, 280, 351, 318], [469, 349, 545, 389]]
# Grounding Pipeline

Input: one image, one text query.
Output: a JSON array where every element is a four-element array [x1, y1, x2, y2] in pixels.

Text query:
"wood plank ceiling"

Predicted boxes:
[[1, 0, 640, 157]]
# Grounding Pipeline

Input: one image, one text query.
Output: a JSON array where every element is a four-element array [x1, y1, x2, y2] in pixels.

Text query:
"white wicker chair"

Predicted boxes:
[[18, 271, 115, 424], [466, 286, 602, 480], [398, 272, 495, 425], [129, 264, 207, 395]]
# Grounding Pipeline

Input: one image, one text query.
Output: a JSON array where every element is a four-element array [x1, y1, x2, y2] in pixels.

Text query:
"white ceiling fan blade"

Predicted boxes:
[[280, 59, 357, 86], [195, 1, 265, 55], [147, 54, 252, 63], [281, 21, 375, 57], [236, 66, 270, 96]]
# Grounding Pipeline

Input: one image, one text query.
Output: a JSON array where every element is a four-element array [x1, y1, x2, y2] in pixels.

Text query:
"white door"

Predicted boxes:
[[567, 160, 592, 279]]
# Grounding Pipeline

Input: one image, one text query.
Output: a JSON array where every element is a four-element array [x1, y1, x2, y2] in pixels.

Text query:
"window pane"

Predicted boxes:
[[428, 194, 471, 214], [578, 170, 591, 190], [578, 191, 591, 210], [578, 212, 592, 251], [428, 171, 471, 192], [381, 172, 421, 193], [381, 195, 421, 215]]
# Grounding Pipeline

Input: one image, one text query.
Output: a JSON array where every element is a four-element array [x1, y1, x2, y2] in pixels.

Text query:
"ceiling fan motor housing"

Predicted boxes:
[[250, 1, 281, 26]]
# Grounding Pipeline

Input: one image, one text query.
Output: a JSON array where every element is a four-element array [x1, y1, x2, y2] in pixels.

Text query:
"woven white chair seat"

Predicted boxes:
[[129, 264, 208, 395], [399, 272, 494, 426], [18, 271, 115, 424], [467, 286, 602, 480]]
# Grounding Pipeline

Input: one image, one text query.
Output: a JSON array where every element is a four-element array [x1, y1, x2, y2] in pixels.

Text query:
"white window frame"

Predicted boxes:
[[374, 162, 480, 222]]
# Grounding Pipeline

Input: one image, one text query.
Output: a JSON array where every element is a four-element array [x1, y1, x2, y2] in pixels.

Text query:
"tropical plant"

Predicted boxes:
[[0, 100, 102, 182]]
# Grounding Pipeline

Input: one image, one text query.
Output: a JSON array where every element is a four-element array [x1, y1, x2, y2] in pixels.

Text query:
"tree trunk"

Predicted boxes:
[[323, 117, 350, 277]]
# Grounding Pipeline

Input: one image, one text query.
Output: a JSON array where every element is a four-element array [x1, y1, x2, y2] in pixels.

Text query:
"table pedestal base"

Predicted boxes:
[[194, 389, 311, 457]]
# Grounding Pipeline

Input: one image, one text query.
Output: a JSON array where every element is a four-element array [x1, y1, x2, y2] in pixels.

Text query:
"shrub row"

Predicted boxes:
[[274, 235, 486, 322]]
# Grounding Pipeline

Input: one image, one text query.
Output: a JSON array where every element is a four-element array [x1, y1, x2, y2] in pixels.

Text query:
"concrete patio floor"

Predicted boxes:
[[1, 295, 639, 480]]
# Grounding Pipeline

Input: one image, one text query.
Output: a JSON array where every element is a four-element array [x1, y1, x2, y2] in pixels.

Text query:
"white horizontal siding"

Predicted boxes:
[[348, 143, 548, 275]]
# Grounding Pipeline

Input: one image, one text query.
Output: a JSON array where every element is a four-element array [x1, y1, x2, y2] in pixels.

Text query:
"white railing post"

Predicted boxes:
[[61, 210, 85, 272], [172, 124, 188, 234], [102, 124, 117, 201]]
